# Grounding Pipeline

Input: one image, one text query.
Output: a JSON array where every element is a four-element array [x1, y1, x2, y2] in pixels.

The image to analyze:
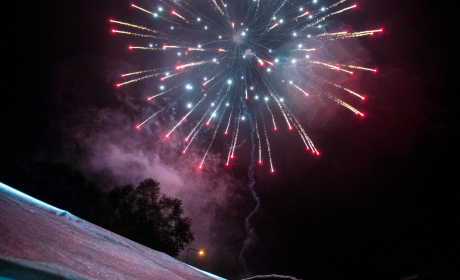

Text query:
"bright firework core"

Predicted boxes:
[[233, 33, 242, 43], [114, 0, 380, 171]]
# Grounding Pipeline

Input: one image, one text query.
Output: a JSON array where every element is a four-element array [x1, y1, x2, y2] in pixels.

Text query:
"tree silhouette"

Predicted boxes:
[[107, 179, 194, 256]]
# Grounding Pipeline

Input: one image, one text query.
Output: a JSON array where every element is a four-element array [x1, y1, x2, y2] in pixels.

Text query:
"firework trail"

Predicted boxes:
[[293, 84, 309, 97], [259, 103, 274, 173], [166, 95, 207, 138], [254, 107, 262, 164], [227, 99, 242, 165], [200, 100, 228, 168], [225, 106, 233, 135], [301, 1, 356, 30], [206, 89, 228, 125], [183, 110, 210, 153], [238, 109, 260, 276], [265, 101, 277, 131]]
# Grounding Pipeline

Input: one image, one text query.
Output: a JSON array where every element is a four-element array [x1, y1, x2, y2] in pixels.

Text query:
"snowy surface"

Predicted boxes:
[[0, 182, 226, 280]]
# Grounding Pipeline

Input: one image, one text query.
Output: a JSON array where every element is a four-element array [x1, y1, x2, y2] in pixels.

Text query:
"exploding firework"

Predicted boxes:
[[111, 0, 381, 172]]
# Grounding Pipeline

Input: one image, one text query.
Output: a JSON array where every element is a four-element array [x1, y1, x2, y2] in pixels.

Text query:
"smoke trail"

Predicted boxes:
[[238, 108, 261, 276]]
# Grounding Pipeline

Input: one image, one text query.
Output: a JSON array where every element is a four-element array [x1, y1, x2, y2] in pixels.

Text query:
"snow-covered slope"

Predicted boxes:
[[0, 182, 225, 280]]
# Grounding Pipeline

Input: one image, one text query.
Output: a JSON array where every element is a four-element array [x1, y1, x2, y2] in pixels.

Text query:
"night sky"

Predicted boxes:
[[3, 0, 458, 279]]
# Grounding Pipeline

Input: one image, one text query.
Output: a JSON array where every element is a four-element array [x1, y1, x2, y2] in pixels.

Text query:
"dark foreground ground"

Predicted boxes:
[[0, 182, 225, 280]]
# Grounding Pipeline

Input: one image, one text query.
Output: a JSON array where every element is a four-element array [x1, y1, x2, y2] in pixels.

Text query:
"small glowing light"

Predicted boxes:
[[243, 55, 246, 58], [198, 44, 201, 48], [280, 98, 284, 102], [158, 7, 163, 11], [226, 103, 229, 106], [307, 34, 311, 38], [250, 86, 254, 90], [149, 44, 153, 47], [212, 113, 216, 117], [242, 32, 246, 36], [275, 59, 279, 63], [213, 58, 217, 62], [306, 55, 310, 58], [309, 15, 312, 19], [165, 72, 170, 76], [255, 96, 259, 100], [204, 77, 207, 80], [267, 68, 271, 72], [171, 26, 174, 30], [264, 97, 269, 101], [273, 17, 276, 20], [224, 3, 227, 7], [241, 76, 244, 79], [242, 116, 245, 120], [279, 19, 284, 23], [211, 102, 215, 106], [178, 52, 181, 56], [292, 59, 296, 63], [293, 32, 297, 36], [199, 251, 204, 255], [289, 80, 293, 84], [298, 44, 302, 48], [227, 79, 232, 85], [269, 49, 272, 53], [299, 7, 303, 11], [321, 7, 325, 11], [153, 13, 158, 17], [313, 0, 317, 3], [186, 84, 192, 89], [204, 26, 208, 29], [318, 25, 322, 28], [219, 35, 222, 39], [197, 17, 201, 21], [160, 85, 165, 90], [187, 103, 192, 108]]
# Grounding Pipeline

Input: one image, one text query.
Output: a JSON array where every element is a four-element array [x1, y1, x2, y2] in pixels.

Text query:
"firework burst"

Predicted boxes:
[[111, 0, 381, 172]]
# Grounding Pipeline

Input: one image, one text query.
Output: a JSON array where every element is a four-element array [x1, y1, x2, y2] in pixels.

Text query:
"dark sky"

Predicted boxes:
[[3, 0, 458, 279]]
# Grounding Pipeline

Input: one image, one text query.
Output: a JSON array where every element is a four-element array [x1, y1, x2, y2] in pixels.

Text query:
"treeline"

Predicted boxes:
[[0, 125, 194, 257]]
